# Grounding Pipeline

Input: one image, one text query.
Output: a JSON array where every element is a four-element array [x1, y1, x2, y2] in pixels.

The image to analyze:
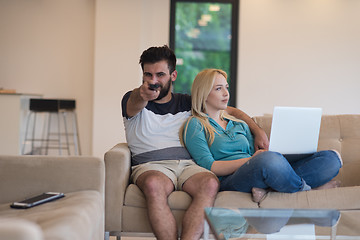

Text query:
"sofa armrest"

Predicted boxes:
[[104, 143, 131, 232], [0, 218, 43, 240], [0, 155, 104, 204]]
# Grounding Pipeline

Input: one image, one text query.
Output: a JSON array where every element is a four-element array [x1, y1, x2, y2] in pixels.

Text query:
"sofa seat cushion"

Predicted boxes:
[[259, 186, 360, 210], [337, 210, 360, 236], [0, 218, 43, 240], [124, 185, 260, 210], [335, 162, 360, 187], [0, 191, 103, 240], [214, 191, 259, 208], [124, 184, 192, 210]]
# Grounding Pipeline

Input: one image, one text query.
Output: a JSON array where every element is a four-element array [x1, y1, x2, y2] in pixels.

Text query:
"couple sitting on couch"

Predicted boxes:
[[121, 45, 342, 240]]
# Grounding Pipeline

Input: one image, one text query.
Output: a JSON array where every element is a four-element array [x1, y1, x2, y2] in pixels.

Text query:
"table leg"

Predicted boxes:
[[204, 219, 210, 240]]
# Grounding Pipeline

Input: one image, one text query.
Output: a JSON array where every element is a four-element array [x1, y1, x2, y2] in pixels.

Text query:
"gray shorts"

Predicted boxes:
[[131, 160, 214, 190]]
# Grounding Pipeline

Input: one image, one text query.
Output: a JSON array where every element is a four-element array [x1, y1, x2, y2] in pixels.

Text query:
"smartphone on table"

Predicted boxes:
[[10, 192, 65, 209]]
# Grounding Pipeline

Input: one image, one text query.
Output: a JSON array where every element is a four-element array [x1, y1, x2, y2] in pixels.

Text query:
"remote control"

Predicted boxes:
[[148, 83, 160, 90]]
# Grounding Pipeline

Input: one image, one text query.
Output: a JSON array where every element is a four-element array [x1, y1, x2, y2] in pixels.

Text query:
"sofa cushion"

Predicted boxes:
[[214, 191, 259, 208], [0, 218, 43, 240], [337, 210, 360, 236], [259, 186, 360, 210], [124, 184, 146, 207], [124, 184, 193, 210], [0, 191, 103, 240], [0, 156, 104, 205], [318, 115, 360, 163], [335, 162, 360, 187]]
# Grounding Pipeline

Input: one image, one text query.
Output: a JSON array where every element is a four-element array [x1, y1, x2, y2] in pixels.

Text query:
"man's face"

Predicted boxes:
[[155, 76, 171, 100], [143, 60, 176, 101]]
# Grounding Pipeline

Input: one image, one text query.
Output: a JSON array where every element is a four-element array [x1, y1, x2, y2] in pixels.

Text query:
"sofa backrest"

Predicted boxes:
[[253, 114, 360, 187], [0, 155, 105, 204]]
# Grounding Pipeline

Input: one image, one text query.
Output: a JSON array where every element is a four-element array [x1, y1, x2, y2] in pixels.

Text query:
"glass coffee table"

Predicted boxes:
[[204, 208, 360, 240]]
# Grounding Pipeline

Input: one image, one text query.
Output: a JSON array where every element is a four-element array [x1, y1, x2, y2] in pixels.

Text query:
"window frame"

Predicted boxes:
[[169, 0, 239, 107]]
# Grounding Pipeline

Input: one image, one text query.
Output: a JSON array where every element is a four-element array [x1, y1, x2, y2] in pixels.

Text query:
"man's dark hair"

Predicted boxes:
[[139, 45, 176, 74]]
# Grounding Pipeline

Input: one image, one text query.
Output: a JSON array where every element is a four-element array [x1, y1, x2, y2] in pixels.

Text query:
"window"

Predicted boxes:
[[170, 0, 239, 106]]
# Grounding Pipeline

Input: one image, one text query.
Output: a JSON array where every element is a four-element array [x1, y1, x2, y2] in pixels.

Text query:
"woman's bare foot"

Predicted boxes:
[[313, 180, 341, 190], [252, 187, 269, 203]]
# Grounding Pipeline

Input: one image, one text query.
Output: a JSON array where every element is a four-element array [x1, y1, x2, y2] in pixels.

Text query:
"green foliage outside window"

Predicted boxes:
[[173, 2, 232, 95]]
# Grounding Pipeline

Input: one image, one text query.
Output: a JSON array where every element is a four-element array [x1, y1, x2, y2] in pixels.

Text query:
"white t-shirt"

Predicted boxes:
[[122, 92, 192, 166]]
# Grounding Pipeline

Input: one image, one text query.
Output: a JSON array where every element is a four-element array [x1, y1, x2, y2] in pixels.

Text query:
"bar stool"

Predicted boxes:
[[22, 98, 81, 155]]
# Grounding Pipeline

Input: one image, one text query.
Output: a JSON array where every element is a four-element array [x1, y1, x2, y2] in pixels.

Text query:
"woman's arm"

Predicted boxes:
[[183, 117, 266, 177], [211, 149, 266, 176], [211, 158, 251, 176], [184, 118, 249, 176], [226, 106, 269, 151], [183, 118, 217, 171]]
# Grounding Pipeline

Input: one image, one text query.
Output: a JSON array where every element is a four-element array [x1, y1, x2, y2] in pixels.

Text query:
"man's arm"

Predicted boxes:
[[226, 106, 269, 151], [126, 83, 160, 118]]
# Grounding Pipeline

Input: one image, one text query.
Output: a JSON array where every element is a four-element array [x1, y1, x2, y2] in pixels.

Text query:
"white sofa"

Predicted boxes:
[[0, 155, 105, 240], [104, 114, 360, 239]]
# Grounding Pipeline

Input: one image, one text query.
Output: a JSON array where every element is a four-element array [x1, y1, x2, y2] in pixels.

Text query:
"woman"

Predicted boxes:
[[180, 69, 342, 202]]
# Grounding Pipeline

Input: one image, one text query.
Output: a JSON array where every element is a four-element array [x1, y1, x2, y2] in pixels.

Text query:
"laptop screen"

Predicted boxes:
[[268, 106, 322, 154]]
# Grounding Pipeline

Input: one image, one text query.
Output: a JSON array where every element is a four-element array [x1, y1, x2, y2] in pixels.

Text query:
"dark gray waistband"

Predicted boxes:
[[131, 147, 192, 166]]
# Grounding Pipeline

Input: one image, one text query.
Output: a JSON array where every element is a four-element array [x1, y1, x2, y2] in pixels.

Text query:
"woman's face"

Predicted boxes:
[[206, 73, 229, 112]]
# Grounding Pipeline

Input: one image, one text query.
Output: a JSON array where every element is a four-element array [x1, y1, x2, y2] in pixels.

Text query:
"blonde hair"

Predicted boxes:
[[180, 69, 243, 146]]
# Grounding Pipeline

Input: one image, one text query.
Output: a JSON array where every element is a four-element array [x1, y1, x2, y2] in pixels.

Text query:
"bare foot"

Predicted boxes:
[[313, 180, 341, 190], [252, 187, 269, 203]]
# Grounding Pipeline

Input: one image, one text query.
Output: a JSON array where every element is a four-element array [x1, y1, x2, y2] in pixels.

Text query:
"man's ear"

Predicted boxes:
[[171, 70, 177, 82]]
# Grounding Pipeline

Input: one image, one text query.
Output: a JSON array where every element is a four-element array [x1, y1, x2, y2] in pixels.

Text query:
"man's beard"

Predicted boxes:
[[155, 77, 172, 101]]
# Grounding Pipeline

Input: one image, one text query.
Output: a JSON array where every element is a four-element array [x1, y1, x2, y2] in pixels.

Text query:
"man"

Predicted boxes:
[[121, 45, 268, 240]]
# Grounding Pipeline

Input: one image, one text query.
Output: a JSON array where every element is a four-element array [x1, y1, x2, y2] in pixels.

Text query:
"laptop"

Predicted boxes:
[[268, 106, 322, 155]]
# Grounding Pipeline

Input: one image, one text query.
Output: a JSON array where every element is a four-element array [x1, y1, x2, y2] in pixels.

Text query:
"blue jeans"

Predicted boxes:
[[219, 150, 342, 193]]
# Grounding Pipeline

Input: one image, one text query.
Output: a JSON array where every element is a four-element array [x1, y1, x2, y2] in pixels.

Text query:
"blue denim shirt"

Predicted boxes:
[[183, 116, 255, 172]]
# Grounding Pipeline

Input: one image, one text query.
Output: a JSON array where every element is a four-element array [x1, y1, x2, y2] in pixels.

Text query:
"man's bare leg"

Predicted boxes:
[[136, 170, 177, 240], [181, 172, 219, 240]]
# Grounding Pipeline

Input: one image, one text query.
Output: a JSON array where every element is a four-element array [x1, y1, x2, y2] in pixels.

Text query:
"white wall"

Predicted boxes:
[[1, 0, 359, 158], [238, 0, 360, 116], [92, 0, 170, 158], [0, 0, 95, 155], [93, 0, 360, 158]]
